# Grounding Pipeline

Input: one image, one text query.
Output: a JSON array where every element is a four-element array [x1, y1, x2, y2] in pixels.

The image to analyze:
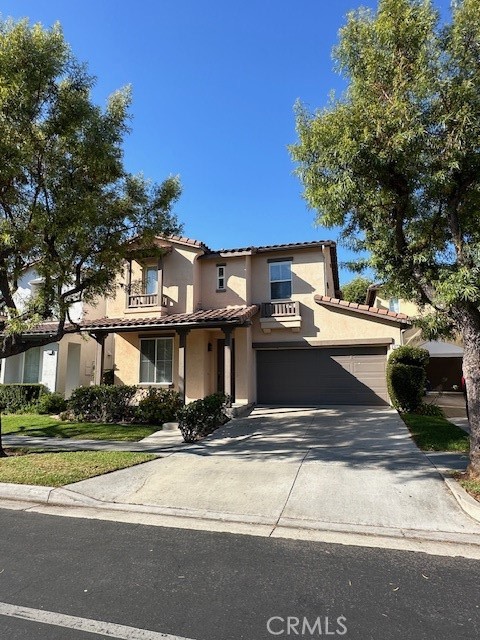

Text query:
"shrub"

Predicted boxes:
[[388, 363, 425, 412], [0, 383, 49, 413], [135, 388, 183, 425], [37, 392, 68, 415], [178, 393, 229, 443], [415, 402, 445, 417], [388, 345, 430, 368], [68, 385, 137, 422], [387, 345, 430, 413]]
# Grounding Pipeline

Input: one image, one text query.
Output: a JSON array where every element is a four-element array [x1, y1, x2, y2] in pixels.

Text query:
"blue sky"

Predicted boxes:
[[2, 0, 452, 285]]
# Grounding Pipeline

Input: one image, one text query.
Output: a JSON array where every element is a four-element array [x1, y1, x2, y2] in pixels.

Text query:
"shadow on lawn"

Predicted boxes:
[[17, 424, 85, 439]]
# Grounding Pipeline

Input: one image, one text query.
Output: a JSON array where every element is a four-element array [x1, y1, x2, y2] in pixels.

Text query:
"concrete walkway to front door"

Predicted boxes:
[[64, 406, 480, 541]]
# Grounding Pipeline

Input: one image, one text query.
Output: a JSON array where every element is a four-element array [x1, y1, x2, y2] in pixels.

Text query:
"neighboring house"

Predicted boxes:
[[0, 267, 113, 397], [75, 235, 411, 407], [366, 284, 463, 392]]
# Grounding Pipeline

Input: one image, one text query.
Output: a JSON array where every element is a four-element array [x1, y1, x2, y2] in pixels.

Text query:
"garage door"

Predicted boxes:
[[257, 347, 388, 406]]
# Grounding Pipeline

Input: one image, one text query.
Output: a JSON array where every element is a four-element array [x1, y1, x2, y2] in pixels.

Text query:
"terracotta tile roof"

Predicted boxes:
[[19, 306, 259, 335], [314, 295, 411, 324], [203, 240, 335, 256], [79, 305, 259, 332], [168, 235, 211, 251], [18, 321, 66, 336]]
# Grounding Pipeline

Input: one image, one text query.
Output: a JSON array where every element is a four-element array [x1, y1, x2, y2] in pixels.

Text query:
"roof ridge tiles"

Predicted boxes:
[[314, 294, 410, 324]]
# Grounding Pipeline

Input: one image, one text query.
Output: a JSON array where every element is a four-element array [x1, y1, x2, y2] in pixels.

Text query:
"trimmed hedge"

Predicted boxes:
[[135, 388, 183, 425], [388, 345, 430, 368], [178, 393, 229, 443], [388, 363, 426, 413], [0, 383, 49, 413], [68, 385, 137, 422], [387, 346, 430, 413]]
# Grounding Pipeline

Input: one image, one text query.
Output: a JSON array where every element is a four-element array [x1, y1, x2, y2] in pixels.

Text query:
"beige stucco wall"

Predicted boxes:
[[233, 327, 252, 404], [112, 327, 257, 404], [163, 246, 201, 314], [200, 256, 248, 308], [374, 295, 419, 318], [185, 330, 210, 402], [114, 332, 178, 387], [250, 248, 326, 307], [106, 242, 204, 319], [113, 330, 212, 402], [252, 303, 403, 346]]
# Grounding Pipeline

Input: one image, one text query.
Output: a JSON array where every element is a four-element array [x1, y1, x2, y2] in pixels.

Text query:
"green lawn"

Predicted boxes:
[[0, 450, 156, 486], [401, 413, 470, 452], [0, 414, 159, 441]]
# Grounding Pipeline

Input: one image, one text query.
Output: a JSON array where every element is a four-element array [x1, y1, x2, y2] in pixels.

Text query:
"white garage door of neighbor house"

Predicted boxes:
[[256, 346, 389, 406]]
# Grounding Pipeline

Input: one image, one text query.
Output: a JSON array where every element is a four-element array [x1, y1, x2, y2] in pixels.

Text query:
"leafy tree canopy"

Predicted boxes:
[[341, 276, 374, 305], [290, 0, 480, 475], [0, 19, 181, 357]]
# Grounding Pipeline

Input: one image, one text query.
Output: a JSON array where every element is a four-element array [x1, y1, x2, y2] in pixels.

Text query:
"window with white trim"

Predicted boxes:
[[269, 261, 292, 300], [216, 265, 226, 291], [23, 347, 41, 383], [139, 337, 173, 384]]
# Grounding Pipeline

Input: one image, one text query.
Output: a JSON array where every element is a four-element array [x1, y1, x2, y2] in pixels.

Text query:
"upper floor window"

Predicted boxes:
[[269, 261, 292, 300], [389, 297, 399, 313], [144, 265, 158, 295], [216, 265, 226, 291]]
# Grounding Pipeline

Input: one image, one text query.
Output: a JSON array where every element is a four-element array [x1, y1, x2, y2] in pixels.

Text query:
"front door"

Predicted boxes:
[[216, 338, 235, 401]]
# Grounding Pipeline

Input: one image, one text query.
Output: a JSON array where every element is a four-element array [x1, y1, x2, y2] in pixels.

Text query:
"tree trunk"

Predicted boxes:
[[0, 413, 7, 457], [461, 312, 480, 478]]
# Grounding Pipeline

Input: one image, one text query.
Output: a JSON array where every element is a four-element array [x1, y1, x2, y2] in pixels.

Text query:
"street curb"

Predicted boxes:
[[0, 483, 53, 503], [2, 482, 480, 557], [422, 455, 480, 524], [0, 483, 275, 524], [443, 477, 480, 523]]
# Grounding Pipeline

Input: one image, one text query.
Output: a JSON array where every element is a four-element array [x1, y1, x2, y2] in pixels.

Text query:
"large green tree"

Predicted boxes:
[[0, 19, 181, 358], [341, 276, 374, 305], [290, 0, 480, 476]]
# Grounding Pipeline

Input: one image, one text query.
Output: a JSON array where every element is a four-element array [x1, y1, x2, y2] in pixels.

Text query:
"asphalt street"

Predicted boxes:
[[0, 509, 479, 640]]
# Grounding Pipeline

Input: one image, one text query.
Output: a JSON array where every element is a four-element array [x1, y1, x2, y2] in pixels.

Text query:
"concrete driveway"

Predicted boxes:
[[67, 406, 480, 537]]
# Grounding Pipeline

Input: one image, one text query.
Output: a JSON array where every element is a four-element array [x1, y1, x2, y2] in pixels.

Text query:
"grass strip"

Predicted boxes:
[[459, 478, 480, 501], [401, 413, 469, 452], [1, 414, 158, 441], [0, 450, 156, 486]]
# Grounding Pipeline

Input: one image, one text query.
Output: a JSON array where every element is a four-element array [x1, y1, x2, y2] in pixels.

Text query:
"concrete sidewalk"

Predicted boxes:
[[2, 406, 480, 557], [2, 429, 185, 453]]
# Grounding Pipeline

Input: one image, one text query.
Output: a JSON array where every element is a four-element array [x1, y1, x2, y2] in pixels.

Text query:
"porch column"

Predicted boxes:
[[223, 327, 234, 407], [178, 329, 190, 403], [91, 332, 106, 385]]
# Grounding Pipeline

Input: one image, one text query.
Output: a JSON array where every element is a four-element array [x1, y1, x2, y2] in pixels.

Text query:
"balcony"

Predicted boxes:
[[260, 300, 302, 333], [127, 293, 169, 311]]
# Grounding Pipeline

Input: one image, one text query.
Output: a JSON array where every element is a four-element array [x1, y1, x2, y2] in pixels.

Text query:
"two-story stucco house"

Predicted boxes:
[[0, 267, 113, 396], [78, 235, 411, 408]]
